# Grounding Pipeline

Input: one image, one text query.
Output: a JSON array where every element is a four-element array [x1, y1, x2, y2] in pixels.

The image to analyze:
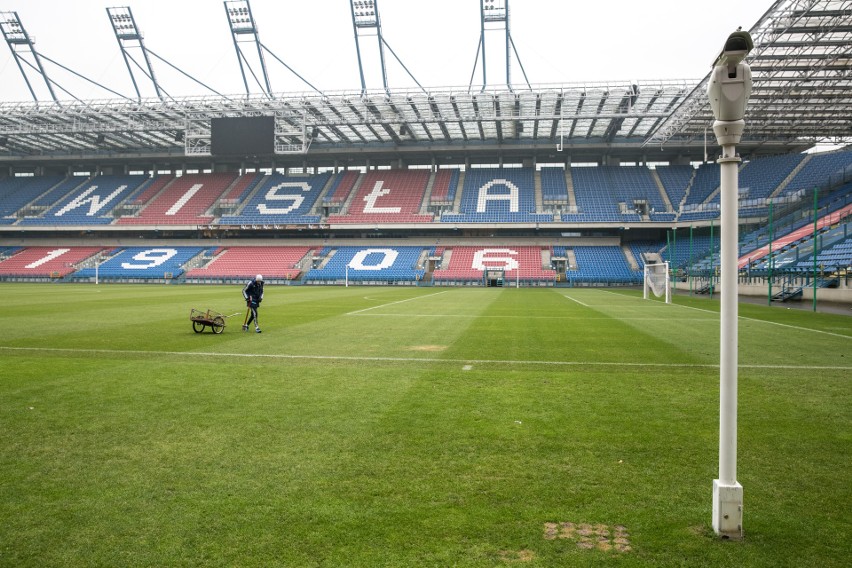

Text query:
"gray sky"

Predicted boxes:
[[0, 0, 771, 102]]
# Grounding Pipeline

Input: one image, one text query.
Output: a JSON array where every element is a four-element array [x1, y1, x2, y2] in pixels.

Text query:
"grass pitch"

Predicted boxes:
[[0, 283, 849, 567]]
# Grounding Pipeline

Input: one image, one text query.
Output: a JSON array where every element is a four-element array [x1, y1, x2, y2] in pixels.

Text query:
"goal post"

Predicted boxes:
[[644, 261, 672, 303]]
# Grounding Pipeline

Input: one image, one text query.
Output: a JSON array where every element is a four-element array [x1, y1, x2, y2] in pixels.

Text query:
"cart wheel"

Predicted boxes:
[[192, 321, 204, 333], [212, 316, 225, 334]]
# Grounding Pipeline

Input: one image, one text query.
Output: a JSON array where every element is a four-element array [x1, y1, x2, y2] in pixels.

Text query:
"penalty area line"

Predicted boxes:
[[1, 346, 850, 371]]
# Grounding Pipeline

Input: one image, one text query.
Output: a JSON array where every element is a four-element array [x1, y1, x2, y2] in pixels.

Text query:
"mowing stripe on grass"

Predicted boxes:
[[2, 346, 850, 370], [593, 289, 852, 340], [352, 313, 716, 321]]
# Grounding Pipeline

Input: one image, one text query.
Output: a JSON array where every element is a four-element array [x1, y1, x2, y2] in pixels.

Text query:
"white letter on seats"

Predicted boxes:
[[257, 182, 311, 215], [476, 179, 519, 213], [121, 248, 178, 269], [55, 185, 128, 217], [472, 248, 519, 271], [25, 248, 71, 268], [349, 248, 398, 271], [363, 181, 401, 214]]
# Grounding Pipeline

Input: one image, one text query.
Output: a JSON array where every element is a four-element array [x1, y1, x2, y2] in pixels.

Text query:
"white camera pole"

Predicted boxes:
[[707, 29, 753, 540]]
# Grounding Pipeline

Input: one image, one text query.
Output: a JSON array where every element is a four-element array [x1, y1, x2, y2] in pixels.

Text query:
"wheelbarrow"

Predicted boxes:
[[190, 308, 240, 334]]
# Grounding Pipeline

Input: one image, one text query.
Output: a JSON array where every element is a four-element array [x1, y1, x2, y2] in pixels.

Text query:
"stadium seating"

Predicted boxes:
[[73, 246, 206, 280], [429, 169, 460, 204], [218, 172, 330, 225], [323, 171, 360, 206], [563, 167, 646, 222], [432, 246, 556, 284], [0, 175, 66, 224], [305, 246, 429, 284], [784, 150, 852, 195], [655, 165, 693, 211], [568, 246, 640, 284], [184, 246, 315, 281], [540, 167, 569, 203], [19, 175, 149, 226], [117, 173, 238, 225], [327, 170, 434, 223], [0, 246, 105, 277], [441, 168, 552, 223]]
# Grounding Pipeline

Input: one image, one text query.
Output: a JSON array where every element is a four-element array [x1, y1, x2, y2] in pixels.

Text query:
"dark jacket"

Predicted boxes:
[[242, 279, 264, 305]]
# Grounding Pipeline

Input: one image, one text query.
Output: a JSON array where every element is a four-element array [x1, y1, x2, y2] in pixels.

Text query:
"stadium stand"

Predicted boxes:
[[429, 169, 460, 204], [19, 175, 149, 226], [305, 246, 429, 284], [218, 172, 330, 225], [441, 168, 552, 223], [326, 170, 434, 223], [655, 165, 693, 214], [117, 173, 238, 225], [540, 167, 569, 203], [568, 246, 640, 284], [0, 176, 67, 224], [184, 246, 315, 282], [323, 171, 360, 206], [73, 246, 206, 280], [563, 167, 647, 222], [0, 246, 105, 278], [783, 150, 852, 195], [432, 246, 556, 285]]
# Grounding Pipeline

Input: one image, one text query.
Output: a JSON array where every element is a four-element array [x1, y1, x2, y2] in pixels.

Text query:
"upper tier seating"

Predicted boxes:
[[19, 175, 148, 226], [73, 246, 206, 279], [655, 165, 693, 212], [305, 246, 428, 283], [739, 154, 806, 203], [0, 175, 65, 224], [126, 175, 175, 206], [327, 170, 434, 223], [430, 169, 460, 204], [432, 246, 556, 284], [563, 166, 649, 222], [784, 150, 852, 195], [184, 246, 314, 281], [441, 168, 552, 223], [540, 167, 569, 202], [218, 172, 330, 225], [222, 173, 265, 202], [0, 246, 105, 277], [323, 171, 360, 206], [117, 173, 238, 225]]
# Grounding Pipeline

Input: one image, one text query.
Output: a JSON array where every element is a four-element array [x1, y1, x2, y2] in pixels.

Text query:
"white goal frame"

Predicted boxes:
[[643, 261, 672, 303]]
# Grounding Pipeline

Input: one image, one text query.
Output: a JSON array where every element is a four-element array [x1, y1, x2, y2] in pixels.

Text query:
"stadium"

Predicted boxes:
[[0, 0, 850, 566]]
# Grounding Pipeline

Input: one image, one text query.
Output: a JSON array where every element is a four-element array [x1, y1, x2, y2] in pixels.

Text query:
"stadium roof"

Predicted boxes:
[[0, 0, 849, 169]]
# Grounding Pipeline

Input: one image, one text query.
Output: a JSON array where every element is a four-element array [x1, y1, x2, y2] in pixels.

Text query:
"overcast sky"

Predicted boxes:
[[0, 0, 771, 102]]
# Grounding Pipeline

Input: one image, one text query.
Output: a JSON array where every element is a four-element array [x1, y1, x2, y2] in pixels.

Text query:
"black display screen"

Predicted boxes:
[[210, 116, 275, 156]]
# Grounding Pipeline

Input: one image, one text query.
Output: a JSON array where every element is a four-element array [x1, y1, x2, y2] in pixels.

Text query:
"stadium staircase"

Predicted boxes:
[[651, 170, 675, 213]]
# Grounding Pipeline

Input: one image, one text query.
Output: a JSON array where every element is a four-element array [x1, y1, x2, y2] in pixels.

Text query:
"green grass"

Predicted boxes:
[[0, 283, 849, 567]]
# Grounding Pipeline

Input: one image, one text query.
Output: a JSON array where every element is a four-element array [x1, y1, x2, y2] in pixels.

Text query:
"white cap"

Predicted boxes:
[[256, 274, 263, 281]]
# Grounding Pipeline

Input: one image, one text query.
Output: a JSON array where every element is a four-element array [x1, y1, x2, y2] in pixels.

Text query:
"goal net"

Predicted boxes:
[[643, 262, 671, 303]]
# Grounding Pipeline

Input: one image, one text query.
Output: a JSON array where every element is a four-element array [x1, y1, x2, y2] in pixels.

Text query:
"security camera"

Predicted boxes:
[[707, 29, 754, 144]]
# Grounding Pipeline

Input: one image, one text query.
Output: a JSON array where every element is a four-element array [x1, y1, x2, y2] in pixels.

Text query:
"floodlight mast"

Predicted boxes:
[[470, 0, 531, 92], [0, 11, 58, 102], [706, 28, 753, 541], [224, 0, 272, 97], [107, 7, 163, 102]]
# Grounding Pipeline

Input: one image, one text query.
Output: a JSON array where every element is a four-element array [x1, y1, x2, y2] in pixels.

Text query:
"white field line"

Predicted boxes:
[[563, 295, 590, 307], [2, 346, 850, 371], [345, 290, 448, 315], [591, 289, 852, 340]]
